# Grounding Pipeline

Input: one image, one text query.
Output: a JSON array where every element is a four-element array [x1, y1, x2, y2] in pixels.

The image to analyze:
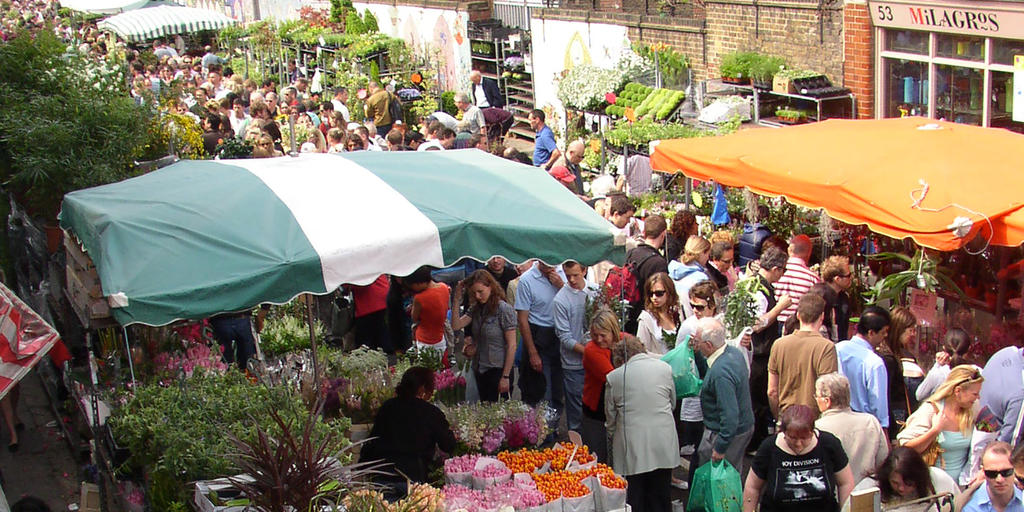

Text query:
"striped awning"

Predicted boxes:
[[60, 0, 151, 15], [97, 5, 235, 43]]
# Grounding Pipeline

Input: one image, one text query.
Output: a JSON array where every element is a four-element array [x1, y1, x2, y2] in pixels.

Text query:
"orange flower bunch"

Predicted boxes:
[[532, 471, 591, 500], [575, 463, 627, 489]]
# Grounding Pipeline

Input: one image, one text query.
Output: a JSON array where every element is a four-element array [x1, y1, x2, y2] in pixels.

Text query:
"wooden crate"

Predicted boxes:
[[64, 234, 112, 325]]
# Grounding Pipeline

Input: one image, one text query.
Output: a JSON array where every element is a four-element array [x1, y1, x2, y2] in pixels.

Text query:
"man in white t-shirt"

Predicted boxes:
[[330, 88, 351, 123]]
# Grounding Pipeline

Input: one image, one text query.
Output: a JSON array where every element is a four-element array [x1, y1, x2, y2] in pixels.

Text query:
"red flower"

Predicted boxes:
[[605, 92, 617, 104]]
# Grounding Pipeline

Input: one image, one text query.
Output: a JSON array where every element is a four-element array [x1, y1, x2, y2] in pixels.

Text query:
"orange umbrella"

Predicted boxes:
[[650, 117, 1024, 251]]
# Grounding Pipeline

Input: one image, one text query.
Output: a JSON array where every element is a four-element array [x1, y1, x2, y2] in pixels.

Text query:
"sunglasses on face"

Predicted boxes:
[[984, 468, 1015, 479], [650, 290, 666, 298], [691, 303, 708, 312]]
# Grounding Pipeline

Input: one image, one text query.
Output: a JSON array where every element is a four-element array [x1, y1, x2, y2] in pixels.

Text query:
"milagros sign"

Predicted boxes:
[[868, 0, 1024, 40]]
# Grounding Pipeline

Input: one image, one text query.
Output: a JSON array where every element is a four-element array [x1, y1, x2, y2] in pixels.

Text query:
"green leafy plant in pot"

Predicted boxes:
[[718, 51, 759, 84], [750, 55, 786, 90]]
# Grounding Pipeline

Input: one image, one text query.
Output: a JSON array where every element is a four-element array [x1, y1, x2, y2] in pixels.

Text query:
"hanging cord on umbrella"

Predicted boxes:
[[909, 179, 993, 255], [122, 326, 137, 390]]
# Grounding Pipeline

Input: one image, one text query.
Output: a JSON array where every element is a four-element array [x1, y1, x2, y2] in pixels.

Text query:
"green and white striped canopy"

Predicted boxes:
[[59, 151, 624, 326], [97, 5, 235, 43]]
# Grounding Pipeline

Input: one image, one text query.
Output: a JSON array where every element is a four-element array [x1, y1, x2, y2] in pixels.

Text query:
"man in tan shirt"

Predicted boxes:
[[767, 293, 839, 415]]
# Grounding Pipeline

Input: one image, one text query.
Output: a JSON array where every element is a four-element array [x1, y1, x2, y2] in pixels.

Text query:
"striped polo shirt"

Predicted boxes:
[[774, 257, 821, 324]]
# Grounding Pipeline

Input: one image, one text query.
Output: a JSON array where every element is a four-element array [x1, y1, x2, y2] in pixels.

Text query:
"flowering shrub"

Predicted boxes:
[[434, 367, 467, 405], [443, 401, 550, 454], [556, 64, 625, 111], [152, 342, 227, 378]]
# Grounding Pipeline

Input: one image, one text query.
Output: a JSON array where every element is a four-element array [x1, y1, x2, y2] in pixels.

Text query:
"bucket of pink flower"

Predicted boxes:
[[433, 366, 467, 405]]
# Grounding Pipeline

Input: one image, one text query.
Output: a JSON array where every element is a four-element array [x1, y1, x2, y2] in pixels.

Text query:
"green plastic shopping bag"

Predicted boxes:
[[686, 459, 742, 512], [660, 337, 702, 399]]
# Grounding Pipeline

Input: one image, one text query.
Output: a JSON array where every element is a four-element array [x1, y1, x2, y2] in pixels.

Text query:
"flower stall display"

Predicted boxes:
[[152, 341, 228, 379], [442, 444, 626, 512], [259, 314, 325, 357], [444, 401, 552, 454]]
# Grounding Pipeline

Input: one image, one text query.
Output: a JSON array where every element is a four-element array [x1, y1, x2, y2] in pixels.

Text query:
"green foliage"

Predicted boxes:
[[362, 9, 379, 33], [774, 68, 822, 80], [320, 346, 388, 378], [725, 277, 768, 338], [603, 118, 705, 149], [718, 51, 759, 79], [749, 55, 786, 82], [215, 137, 255, 160], [439, 91, 458, 116], [108, 372, 350, 506], [329, 0, 345, 24], [369, 60, 379, 82], [775, 107, 807, 119], [0, 30, 150, 218], [863, 250, 963, 306], [632, 43, 689, 87], [345, 10, 365, 35], [261, 315, 324, 356]]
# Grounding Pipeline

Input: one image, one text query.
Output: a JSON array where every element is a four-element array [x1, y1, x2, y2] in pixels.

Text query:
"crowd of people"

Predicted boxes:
[[329, 198, 1024, 512]]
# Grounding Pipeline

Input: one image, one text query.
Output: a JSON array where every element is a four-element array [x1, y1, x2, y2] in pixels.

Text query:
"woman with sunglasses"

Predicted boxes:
[[898, 365, 984, 484], [637, 273, 680, 355]]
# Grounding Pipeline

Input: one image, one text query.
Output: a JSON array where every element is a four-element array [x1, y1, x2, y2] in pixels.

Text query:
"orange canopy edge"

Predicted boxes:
[[650, 117, 1024, 251]]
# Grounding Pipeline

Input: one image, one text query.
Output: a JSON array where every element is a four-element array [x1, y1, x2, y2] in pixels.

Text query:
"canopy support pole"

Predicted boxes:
[[305, 294, 320, 398]]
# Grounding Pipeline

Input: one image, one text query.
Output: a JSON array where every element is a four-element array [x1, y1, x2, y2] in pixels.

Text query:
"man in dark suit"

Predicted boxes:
[[469, 70, 505, 108]]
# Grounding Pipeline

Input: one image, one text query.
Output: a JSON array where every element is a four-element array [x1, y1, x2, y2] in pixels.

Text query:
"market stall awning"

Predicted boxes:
[[97, 5, 235, 43], [0, 281, 61, 400], [59, 0, 151, 15], [59, 151, 623, 326], [650, 117, 1024, 251]]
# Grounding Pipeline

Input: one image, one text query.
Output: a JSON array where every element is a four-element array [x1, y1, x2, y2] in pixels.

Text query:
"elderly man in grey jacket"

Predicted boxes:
[[814, 372, 889, 482]]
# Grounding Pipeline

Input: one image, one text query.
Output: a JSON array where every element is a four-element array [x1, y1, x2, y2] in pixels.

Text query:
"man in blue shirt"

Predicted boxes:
[[515, 261, 566, 411], [962, 441, 1024, 512], [835, 306, 891, 431], [529, 109, 561, 169]]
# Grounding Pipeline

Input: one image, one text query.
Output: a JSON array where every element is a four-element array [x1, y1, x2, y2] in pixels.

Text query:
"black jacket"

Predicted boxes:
[[471, 77, 505, 108], [360, 396, 457, 483]]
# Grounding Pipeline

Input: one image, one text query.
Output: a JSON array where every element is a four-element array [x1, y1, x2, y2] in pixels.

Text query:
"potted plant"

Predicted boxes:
[[775, 107, 808, 124], [750, 55, 786, 90], [719, 51, 758, 85]]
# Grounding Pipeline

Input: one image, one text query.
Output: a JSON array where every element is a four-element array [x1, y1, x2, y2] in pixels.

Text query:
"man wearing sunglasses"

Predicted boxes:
[[961, 441, 1024, 512]]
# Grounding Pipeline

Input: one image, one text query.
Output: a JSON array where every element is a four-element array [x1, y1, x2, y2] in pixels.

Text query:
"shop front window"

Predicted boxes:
[[990, 71, 1024, 133], [885, 59, 929, 118], [934, 65, 983, 125], [885, 30, 929, 54], [936, 34, 985, 61], [992, 38, 1024, 66]]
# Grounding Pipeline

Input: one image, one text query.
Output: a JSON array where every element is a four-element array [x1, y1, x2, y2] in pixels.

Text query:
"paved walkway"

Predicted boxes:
[[0, 372, 80, 510]]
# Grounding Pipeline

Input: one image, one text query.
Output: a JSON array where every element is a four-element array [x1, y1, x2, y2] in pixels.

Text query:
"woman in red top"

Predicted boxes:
[[407, 267, 451, 357], [582, 309, 624, 464]]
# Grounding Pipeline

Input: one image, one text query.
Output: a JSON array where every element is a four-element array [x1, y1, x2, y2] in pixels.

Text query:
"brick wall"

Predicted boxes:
[[843, 0, 874, 118], [704, 0, 845, 83]]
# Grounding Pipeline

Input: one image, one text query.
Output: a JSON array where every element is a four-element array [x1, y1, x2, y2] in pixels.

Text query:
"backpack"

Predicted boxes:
[[604, 251, 658, 304], [387, 93, 403, 125]]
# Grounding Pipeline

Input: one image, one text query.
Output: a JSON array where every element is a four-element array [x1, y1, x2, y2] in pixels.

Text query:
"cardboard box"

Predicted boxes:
[[773, 75, 795, 94], [80, 482, 101, 512]]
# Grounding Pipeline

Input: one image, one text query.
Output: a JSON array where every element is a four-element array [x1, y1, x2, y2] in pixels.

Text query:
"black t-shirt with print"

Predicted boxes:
[[751, 429, 849, 512]]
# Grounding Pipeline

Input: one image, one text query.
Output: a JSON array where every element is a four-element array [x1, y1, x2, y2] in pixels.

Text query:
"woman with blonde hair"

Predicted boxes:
[[637, 272, 680, 355], [668, 235, 711, 319], [897, 365, 983, 483], [582, 310, 624, 463]]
